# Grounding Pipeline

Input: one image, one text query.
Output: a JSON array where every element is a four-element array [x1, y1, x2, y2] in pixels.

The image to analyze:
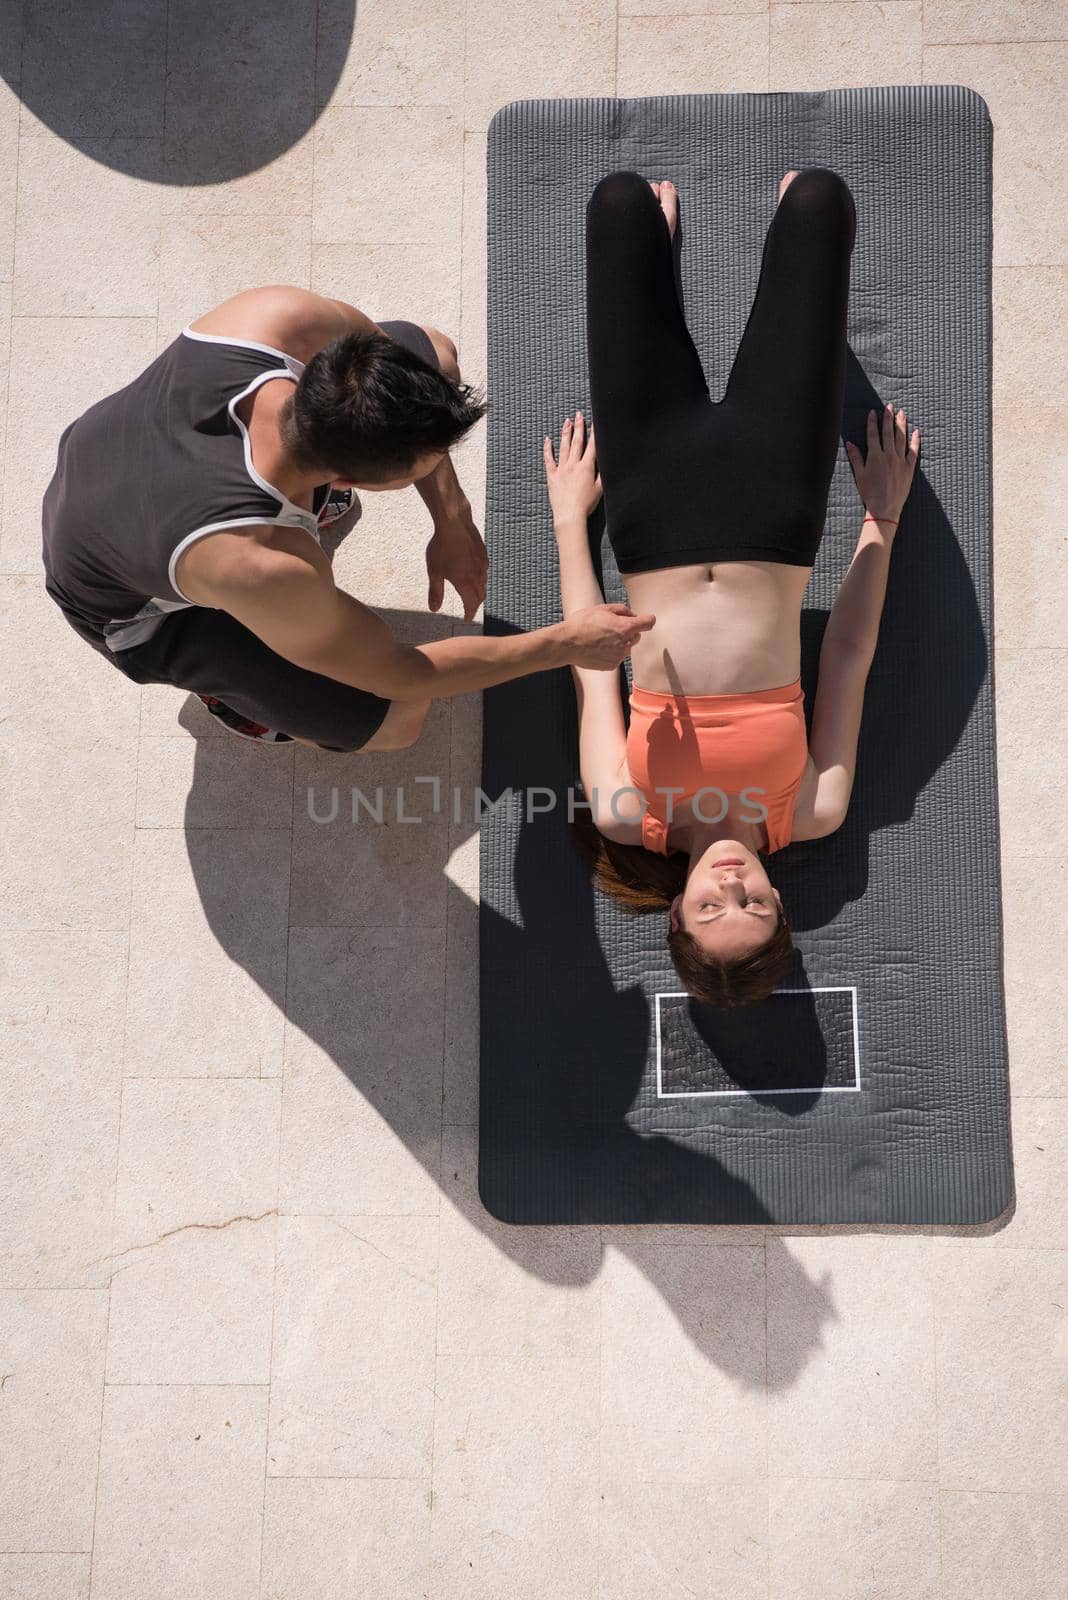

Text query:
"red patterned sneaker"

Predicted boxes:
[[197, 695, 293, 743]]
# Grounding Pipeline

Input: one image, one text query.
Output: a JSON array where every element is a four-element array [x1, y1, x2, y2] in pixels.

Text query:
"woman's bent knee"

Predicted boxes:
[[587, 169, 653, 217], [786, 167, 856, 228]]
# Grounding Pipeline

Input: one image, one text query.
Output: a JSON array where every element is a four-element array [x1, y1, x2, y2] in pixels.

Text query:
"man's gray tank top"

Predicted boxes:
[[41, 327, 331, 654]]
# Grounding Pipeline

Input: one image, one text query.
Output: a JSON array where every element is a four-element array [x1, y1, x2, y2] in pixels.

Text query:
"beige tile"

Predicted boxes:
[[261, 1478, 431, 1600], [770, 0, 920, 90], [106, 1219, 276, 1384], [768, 1236, 937, 1478], [267, 1214, 437, 1477], [621, 0, 766, 11], [459, 130, 488, 384], [620, 14, 770, 96], [138, 682, 235, 739], [290, 718, 453, 926], [13, 136, 161, 316], [0, 606, 140, 739], [768, 1478, 941, 1600], [160, 133, 317, 220], [598, 1478, 769, 1600], [134, 734, 295, 829], [1002, 856, 1067, 1095], [310, 241, 461, 332], [938, 1097, 1065, 1250], [316, 0, 465, 108], [0, 1289, 108, 1550], [429, 1353, 601, 1599], [160, 0, 316, 212], [599, 1234, 767, 1481], [124, 828, 289, 1077], [279, 926, 444, 1215], [923, 43, 1067, 266], [0, 280, 10, 502], [156, 213, 311, 345], [0, 1555, 91, 1600], [0, 1078, 120, 1289], [0, 69, 18, 282], [0, 736, 137, 832], [924, 0, 1068, 44], [771, 1, 923, 88], [436, 1124, 602, 1358], [464, 0, 616, 133], [0, 817, 134, 933], [0, 578, 143, 741], [18, 0, 166, 139], [0, 929, 127, 1082], [940, 1490, 1068, 1600], [442, 877, 478, 1123], [313, 479, 437, 613], [0, 933, 127, 1292], [1, 314, 159, 574], [312, 106, 464, 248], [934, 1248, 1066, 1490], [92, 1384, 266, 1600], [992, 268, 1068, 648], [112, 1077, 280, 1252], [994, 649, 1068, 855]]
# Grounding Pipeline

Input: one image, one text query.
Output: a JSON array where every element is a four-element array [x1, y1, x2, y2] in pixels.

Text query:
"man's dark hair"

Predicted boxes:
[[279, 330, 488, 482]]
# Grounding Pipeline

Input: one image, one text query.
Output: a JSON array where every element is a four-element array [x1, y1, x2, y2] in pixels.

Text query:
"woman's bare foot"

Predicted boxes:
[[648, 178, 678, 239], [778, 169, 799, 205]]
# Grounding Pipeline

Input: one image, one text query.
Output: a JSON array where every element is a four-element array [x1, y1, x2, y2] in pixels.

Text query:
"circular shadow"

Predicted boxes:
[[2, 0, 357, 185]]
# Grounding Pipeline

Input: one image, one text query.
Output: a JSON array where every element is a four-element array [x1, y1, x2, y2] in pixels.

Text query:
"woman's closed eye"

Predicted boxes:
[[700, 896, 770, 913]]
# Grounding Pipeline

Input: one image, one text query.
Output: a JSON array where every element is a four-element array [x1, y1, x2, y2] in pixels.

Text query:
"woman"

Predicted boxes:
[[543, 167, 920, 1008]]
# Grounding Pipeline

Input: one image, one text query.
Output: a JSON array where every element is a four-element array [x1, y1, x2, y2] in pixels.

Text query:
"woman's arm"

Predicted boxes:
[[545, 413, 653, 837], [796, 402, 920, 838]]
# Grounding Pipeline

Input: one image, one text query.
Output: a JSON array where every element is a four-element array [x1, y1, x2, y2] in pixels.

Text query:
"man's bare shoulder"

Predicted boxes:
[[188, 287, 377, 366], [175, 520, 332, 609]]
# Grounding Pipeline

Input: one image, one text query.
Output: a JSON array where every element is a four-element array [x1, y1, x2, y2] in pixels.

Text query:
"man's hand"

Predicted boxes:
[[558, 602, 656, 671], [426, 505, 489, 622]]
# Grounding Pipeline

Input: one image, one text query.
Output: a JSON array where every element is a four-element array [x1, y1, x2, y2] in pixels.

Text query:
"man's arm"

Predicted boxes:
[[177, 524, 647, 702]]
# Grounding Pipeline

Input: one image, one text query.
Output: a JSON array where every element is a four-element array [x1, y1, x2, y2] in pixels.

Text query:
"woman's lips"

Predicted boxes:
[[712, 857, 745, 867]]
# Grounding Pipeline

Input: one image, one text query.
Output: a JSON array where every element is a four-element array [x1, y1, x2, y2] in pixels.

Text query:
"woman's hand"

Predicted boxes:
[[845, 402, 920, 524], [543, 410, 603, 526]]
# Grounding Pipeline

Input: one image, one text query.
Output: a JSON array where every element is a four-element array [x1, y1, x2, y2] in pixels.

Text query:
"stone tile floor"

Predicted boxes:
[[0, 1, 1065, 1596]]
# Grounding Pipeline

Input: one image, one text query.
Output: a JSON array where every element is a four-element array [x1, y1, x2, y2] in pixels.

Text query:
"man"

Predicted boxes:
[[42, 286, 652, 749]]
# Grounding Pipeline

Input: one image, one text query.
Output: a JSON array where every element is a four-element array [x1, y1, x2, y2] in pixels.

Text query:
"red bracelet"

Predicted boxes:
[[863, 512, 899, 527]]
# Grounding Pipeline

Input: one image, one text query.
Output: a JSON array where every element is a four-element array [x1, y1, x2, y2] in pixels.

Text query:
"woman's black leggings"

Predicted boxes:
[[585, 167, 857, 573]]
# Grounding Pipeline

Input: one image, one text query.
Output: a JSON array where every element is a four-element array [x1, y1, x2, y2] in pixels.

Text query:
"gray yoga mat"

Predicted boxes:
[[479, 87, 1012, 1226]]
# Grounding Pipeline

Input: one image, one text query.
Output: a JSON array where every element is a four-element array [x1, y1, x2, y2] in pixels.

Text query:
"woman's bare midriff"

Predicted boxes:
[[622, 559, 813, 695]]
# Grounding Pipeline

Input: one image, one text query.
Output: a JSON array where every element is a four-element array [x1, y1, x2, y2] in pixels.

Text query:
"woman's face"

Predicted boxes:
[[670, 839, 782, 960]]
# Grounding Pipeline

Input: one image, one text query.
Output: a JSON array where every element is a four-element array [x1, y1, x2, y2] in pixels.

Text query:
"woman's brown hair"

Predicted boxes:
[[570, 809, 794, 1009]]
